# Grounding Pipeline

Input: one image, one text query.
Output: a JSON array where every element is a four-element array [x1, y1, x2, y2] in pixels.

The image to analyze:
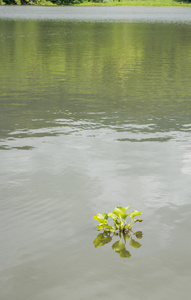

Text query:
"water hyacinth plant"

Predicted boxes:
[[93, 206, 143, 233], [93, 206, 143, 258]]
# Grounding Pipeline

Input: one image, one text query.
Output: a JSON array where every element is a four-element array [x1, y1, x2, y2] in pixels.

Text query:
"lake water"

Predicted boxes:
[[0, 6, 191, 300]]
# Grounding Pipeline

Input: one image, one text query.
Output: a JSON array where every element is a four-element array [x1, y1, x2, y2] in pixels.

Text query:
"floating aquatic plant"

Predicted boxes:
[[93, 206, 143, 233], [93, 228, 143, 258], [93, 206, 143, 258]]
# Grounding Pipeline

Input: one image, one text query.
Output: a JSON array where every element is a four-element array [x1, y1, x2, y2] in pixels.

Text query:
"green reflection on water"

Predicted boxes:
[[93, 230, 143, 258], [1, 20, 191, 141]]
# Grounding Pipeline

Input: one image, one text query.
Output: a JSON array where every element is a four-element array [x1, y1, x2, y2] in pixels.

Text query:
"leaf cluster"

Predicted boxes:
[[93, 206, 143, 233], [93, 229, 143, 258]]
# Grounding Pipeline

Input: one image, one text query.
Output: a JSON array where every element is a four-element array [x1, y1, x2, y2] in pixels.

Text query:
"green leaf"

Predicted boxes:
[[93, 233, 112, 248], [108, 212, 118, 221], [118, 206, 131, 213], [97, 224, 104, 230], [101, 213, 108, 220], [103, 224, 115, 230], [119, 249, 132, 258], [120, 213, 129, 221], [112, 206, 130, 219], [129, 210, 142, 219], [112, 240, 125, 253], [134, 231, 143, 239], [112, 207, 121, 218], [129, 238, 142, 249], [93, 213, 108, 224], [96, 223, 114, 231]]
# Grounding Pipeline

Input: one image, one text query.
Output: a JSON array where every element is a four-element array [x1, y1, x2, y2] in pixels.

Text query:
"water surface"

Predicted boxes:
[[0, 7, 191, 300], [1, 6, 191, 22]]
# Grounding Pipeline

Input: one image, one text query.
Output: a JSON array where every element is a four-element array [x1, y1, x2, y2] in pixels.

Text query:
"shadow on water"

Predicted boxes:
[[93, 230, 143, 258]]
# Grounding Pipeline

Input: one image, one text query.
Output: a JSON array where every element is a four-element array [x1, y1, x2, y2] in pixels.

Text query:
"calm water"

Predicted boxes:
[[0, 7, 191, 300]]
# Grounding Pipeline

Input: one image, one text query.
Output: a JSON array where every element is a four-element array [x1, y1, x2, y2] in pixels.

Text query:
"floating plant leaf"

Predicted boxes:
[[93, 233, 112, 248], [129, 210, 142, 219], [129, 238, 142, 249], [97, 224, 114, 231], [93, 206, 143, 234], [112, 240, 126, 253], [93, 213, 108, 224], [119, 249, 132, 258], [103, 224, 114, 230], [96, 224, 105, 230], [112, 206, 130, 219], [93, 206, 143, 258], [117, 206, 131, 213], [134, 231, 143, 239], [108, 213, 119, 222]]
